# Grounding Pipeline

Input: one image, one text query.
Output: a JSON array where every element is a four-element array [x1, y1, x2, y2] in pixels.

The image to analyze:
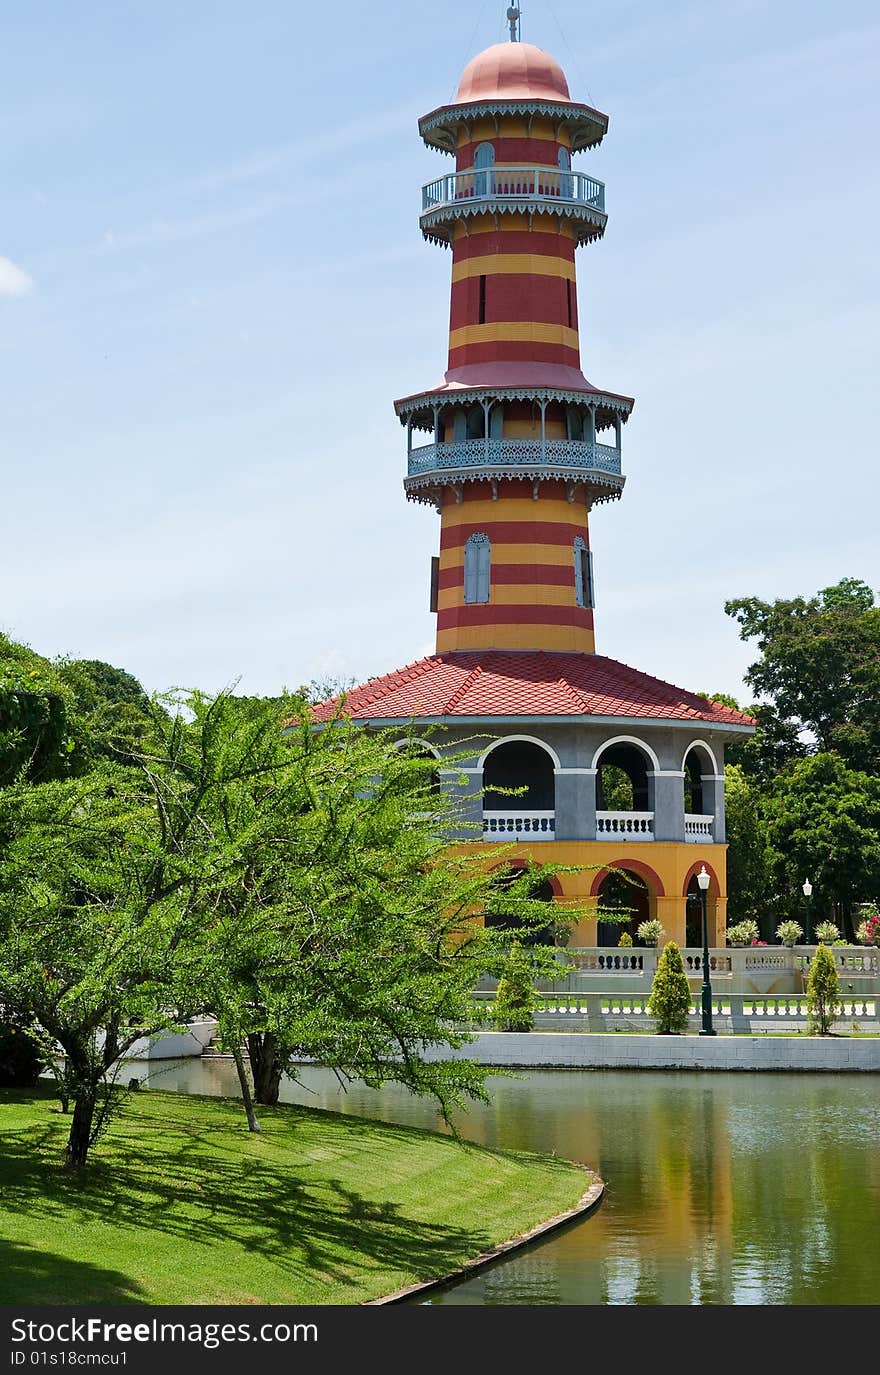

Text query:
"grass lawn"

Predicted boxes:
[[0, 1086, 590, 1305]]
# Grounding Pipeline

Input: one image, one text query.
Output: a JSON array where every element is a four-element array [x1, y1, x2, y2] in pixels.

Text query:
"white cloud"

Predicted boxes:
[[0, 256, 33, 297]]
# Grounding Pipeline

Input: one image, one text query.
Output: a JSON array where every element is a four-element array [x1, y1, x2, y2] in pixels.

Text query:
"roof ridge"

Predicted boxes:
[[443, 662, 484, 713], [541, 652, 587, 714], [591, 653, 754, 722]]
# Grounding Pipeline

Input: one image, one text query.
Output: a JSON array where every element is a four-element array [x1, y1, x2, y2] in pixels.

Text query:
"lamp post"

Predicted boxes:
[[802, 879, 813, 946], [697, 865, 716, 1036]]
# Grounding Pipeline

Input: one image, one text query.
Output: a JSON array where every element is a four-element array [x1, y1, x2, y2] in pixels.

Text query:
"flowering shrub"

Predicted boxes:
[[855, 910, 880, 946], [750, 938, 768, 946], [776, 919, 804, 947]]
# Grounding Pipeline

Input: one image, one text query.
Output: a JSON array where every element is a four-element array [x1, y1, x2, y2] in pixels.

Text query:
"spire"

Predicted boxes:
[[507, 5, 521, 42]]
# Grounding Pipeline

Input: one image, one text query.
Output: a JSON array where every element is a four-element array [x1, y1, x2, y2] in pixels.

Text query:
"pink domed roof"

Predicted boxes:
[[456, 42, 571, 105]]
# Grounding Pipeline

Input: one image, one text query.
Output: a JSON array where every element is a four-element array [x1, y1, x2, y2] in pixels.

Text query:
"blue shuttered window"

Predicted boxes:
[[464, 532, 491, 604], [573, 536, 594, 609]]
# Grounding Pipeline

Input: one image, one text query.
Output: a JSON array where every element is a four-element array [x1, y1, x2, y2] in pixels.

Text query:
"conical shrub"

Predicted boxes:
[[647, 941, 693, 1034]]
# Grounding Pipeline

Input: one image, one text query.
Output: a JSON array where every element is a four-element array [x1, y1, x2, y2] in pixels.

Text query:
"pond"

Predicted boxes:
[[134, 1056, 880, 1305]]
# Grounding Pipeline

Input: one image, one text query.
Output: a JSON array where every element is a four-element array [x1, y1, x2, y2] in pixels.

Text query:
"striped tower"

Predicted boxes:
[[396, 17, 633, 655]]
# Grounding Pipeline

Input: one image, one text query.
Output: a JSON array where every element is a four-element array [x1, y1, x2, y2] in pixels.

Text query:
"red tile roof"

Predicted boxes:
[[307, 652, 756, 729]]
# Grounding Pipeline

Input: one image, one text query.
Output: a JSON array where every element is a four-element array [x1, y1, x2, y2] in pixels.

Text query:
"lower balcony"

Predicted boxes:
[[483, 810, 556, 841]]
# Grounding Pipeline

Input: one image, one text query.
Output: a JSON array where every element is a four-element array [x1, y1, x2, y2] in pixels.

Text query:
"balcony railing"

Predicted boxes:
[[407, 438, 621, 479], [483, 810, 555, 841], [596, 811, 654, 840], [422, 166, 605, 214], [685, 813, 714, 842]]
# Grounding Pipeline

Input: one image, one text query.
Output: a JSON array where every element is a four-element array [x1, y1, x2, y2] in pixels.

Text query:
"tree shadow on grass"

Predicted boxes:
[[0, 1092, 577, 1302], [0, 1238, 146, 1305]]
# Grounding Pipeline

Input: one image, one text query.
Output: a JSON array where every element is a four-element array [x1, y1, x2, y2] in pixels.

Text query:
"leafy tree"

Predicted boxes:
[[724, 579, 880, 775], [763, 753, 880, 935], [724, 765, 771, 928], [806, 945, 841, 1035], [55, 658, 154, 769], [647, 942, 692, 1034], [0, 685, 573, 1162], [0, 634, 73, 785]]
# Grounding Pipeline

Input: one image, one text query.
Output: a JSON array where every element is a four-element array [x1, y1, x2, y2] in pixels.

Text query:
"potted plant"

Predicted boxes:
[[775, 919, 804, 947], [618, 931, 633, 948], [726, 919, 759, 946], [636, 918, 664, 947], [814, 920, 840, 944]]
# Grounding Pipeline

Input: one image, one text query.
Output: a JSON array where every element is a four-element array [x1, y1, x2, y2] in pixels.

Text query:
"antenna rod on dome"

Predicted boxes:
[[507, 5, 521, 42]]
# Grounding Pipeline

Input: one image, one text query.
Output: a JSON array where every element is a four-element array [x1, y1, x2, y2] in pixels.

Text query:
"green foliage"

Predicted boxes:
[[617, 931, 633, 947], [0, 1017, 46, 1087], [775, 920, 803, 947], [725, 579, 880, 775], [764, 753, 880, 931], [723, 765, 771, 924], [855, 903, 880, 945], [598, 764, 632, 811], [636, 918, 664, 947], [492, 942, 535, 1032], [726, 919, 760, 945], [0, 634, 73, 785], [647, 942, 692, 1034], [806, 945, 841, 1035], [813, 921, 840, 944], [55, 658, 155, 769]]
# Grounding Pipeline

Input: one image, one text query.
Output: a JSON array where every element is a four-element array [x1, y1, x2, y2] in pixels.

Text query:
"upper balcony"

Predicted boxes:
[[404, 437, 624, 502], [420, 166, 607, 246]]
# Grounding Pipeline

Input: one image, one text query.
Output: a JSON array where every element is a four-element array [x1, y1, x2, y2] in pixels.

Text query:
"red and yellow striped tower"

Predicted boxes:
[[396, 20, 633, 655]]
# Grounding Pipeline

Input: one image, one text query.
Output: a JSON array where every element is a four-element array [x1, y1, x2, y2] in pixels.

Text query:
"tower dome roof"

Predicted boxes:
[[455, 41, 571, 104]]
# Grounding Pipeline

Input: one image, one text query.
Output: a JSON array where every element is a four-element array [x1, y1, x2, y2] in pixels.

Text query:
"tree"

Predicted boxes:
[[724, 579, 880, 775], [763, 753, 880, 936], [647, 942, 692, 1034], [0, 633, 73, 785], [0, 685, 572, 1163], [55, 658, 154, 770], [806, 945, 841, 1035], [723, 764, 771, 929]]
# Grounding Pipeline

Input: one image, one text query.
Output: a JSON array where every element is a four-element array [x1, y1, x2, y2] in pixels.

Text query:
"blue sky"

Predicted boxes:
[[2, 0, 878, 703]]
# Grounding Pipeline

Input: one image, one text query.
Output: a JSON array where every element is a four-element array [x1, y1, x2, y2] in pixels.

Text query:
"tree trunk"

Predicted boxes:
[[247, 1031, 283, 1106], [231, 1043, 261, 1132], [65, 1091, 97, 1168]]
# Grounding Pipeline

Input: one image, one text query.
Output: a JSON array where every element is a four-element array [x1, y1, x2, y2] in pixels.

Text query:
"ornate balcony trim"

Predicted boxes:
[[403, 438, 625, 506], [420, 168, 607, 247], [394, 386, 634, 426], [419, 100, 609, 155]]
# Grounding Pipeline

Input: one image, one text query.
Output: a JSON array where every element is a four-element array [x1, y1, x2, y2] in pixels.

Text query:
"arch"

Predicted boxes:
[[557, 146, 571, 171], [474, 142, 495, 168], [393, 737, 440, 759], [483, 739, 555, 812], [590, 858, 666, 898], [473, 141, 495, 196], [681, 738, 720, 776], [485, 859, 557, 946], [682, 858, 721, 898], [478, 734, 562, 771], [590, 734, 661, 773], [489, 857, 564, 899], [595, 867, 650, 946], [464, 531, 491, 604]]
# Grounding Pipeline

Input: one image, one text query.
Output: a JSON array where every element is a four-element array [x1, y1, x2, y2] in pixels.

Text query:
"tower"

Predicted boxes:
[[397, 33, 630, 655], [312, 14, 755, 950]]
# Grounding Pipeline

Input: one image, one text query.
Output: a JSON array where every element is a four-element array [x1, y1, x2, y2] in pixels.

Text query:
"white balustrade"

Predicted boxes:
[[595, 811, 654, 840], [684, 813, 714, 841], [422, 166, 605, 213], [482, 810, 555, 840]]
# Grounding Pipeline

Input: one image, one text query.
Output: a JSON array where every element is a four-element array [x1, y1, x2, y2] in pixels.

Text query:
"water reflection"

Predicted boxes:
[[134, 1058, 880, 1305]]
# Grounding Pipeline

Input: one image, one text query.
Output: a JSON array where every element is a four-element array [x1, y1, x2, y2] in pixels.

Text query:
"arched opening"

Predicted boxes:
[[395, 740, 441, 796], [682, 741, 719, 842], [485, 872, 555, 947], [473, 141, 495, 196], [685, 874, 704, 948], [483, 740, 555, 811], [596, 870, 650, 947], [684, 752, 704, 814], [595, 740, 654, 838], [466, 405, 485, 440]]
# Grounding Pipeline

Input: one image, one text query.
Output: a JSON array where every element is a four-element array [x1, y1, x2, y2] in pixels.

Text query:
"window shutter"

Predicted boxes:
[[429, 556, 439, 612]]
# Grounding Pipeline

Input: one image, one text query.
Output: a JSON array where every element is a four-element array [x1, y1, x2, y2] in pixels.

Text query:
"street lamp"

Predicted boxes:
[[697, 865, 716, 1036], [802, 879, 813, 945]]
